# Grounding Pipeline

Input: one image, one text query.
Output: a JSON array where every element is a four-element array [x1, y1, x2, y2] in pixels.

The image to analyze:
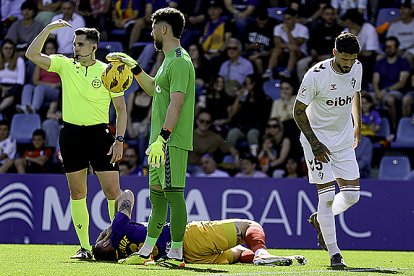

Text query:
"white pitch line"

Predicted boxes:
[[207, 267, 414, 276]]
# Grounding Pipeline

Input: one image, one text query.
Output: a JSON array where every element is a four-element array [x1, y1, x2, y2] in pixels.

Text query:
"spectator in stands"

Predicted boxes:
[[331, 0, 367, 17], [205, 76, 235, 135], [219, 38, 254, 97], [178, 0, 208, 48], [42, 90, 62, 148], [402, 69, 414, 117], [361, 93, 382, 142], [373, 36, 411, 132], [269, 79, 296, 123], [35, 0, 62, 26], [224, 0, 258, 36], [1, 0, 25, 30], [73, 0, 111, 41], [14, 129, 53, 173], [290, 0, 330, 26], [243, 8, 276, 75], [17, 38, 61, 114], [0, 120, 16, 173], [189, 110, 239, 175], [49, 1, 85, 55], [112, 0, 140, 44], [297, 5, 343, 80], [341, 8, 380, 89], [283, 157, 302, 178], [235, 153, 268, 178], [0, 39, 25, 121], [195, 153, 230, 177], [126, 86, 151, 164], [188, 43, 210, 96], [200, 0, 233, 61], [258, 135, 277, 175], [263, 117, 291, 176], [128, 0, 178, 48], [5, 1, 43, 55], [226, 75, 272, 157], [355, 136, 372, 178], [263, 8, 309, 79], [387, 2, 414, 66], [121, 147, 142, 175]]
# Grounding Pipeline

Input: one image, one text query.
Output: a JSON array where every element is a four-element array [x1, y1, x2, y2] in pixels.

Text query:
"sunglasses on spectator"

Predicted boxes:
[[267, 124, 280, 128], [198, 119, 211, 124], [227, 47, 238, 51]]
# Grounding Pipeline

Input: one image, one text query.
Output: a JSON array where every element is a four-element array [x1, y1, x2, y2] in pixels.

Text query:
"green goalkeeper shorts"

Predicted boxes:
[[149, 145, 188, 189]]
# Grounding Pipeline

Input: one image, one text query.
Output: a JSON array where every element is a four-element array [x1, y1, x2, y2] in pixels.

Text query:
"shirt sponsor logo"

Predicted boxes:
[[326, 96, 352, 106], [155, 85, 162, 94], [92, 79, 102, 88]]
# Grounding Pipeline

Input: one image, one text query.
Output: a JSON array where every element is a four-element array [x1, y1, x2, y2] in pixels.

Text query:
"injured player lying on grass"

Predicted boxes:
[[92, 190, 307, 267]]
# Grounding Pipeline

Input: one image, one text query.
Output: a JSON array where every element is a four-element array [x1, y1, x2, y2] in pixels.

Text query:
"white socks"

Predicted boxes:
[[137, 243, 154, 257], [254, 248, 269, 256], [167, 247, 183, 259], [332, 186, 360, 215], [317, 186, 340, 257]]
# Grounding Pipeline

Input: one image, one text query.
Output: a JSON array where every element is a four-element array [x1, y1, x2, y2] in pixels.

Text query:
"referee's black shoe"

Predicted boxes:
[[308, 212, 327, 251], [70, 248, 93, 260], [330, 253, 346, 268]]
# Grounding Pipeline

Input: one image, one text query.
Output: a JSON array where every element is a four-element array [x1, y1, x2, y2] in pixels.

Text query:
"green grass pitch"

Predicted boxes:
[[1, 245, 413, 275]]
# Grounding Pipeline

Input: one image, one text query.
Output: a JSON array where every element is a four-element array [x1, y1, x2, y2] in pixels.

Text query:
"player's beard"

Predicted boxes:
[[154, 38, 163, 51], [335, 59, 351, 73]]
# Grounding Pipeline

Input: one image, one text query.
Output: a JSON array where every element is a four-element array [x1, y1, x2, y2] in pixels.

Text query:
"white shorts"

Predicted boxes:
[[302, 143, 360, 184]]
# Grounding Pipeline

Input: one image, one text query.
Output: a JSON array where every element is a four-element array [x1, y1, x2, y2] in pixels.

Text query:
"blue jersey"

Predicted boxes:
[[110, 212, 171, 259]]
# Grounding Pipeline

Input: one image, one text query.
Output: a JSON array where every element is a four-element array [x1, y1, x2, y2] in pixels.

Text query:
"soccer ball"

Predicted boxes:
[[101, 61, 133, 93]]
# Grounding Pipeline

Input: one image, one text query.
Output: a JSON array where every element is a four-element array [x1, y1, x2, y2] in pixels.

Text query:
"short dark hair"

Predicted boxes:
[[385, 36, 400, 49], [74, 28, 100, 44], [0, 120, 9, 128], [335, 32, 360, 55], [341, 8, 364, 26], [21, 1, 38, 13], [151, 7, 185, 39], [33, 129, 46, 139], [283, 8, 297, 17], [43, 38, 59, 54]]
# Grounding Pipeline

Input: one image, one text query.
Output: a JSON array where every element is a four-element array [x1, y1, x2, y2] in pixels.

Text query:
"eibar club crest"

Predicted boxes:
[[350, 77, 356, 88]]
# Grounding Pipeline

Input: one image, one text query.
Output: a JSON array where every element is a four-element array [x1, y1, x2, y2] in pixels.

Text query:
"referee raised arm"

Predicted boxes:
[[26, 19, 127, 259]]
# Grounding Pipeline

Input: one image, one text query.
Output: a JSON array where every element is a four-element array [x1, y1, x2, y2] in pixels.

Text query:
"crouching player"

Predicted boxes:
[[93, 190, 307, 267]]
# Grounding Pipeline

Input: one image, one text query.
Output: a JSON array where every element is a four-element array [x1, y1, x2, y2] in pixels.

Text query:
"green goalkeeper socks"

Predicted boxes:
[[107, 199, 116, 221], [147, 188, 168, 241], [71, 198, 91, 251], [165, 188, 187, 244]]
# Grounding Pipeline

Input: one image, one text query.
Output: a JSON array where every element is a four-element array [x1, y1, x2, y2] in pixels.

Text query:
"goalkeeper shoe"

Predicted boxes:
[[118, 253, 155, 265], [156, 255, 185, 268], [330, 253, 346, 268], [308, 212, 327, 251], [253, 253, 293, 266], [70, 248, 93, 260]]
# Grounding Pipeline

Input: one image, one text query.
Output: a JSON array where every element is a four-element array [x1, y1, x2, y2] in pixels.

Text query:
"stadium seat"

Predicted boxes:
[[98, 41, 124, 53], [268, 7, 287, 22], [392, 118, 414, 148], [376, 8, 400, 27], [263, 79, 281, 100], [10, 114, 41, 144], [378, 155, 411, 180], [405, 170, 414, 181], [377, 117, 391, 138]]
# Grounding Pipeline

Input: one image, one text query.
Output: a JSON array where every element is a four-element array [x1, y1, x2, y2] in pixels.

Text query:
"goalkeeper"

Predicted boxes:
[[93, 190, 307, 266], [106, 7, 195, 266]]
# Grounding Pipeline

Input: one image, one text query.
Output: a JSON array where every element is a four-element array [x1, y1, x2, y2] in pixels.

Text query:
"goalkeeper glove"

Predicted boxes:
[[106, 52, 143, 75], [146, 135, 167, 169]]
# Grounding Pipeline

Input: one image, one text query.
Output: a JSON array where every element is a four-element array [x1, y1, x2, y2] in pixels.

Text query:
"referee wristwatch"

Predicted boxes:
[[115, 135, 125, 143]]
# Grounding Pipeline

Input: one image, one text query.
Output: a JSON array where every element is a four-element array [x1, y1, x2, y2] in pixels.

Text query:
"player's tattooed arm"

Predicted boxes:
[[293, 100, 331, 163]]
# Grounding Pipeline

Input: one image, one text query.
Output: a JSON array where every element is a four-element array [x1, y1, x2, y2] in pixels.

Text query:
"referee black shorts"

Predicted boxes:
[[59, 122, 119, 173]]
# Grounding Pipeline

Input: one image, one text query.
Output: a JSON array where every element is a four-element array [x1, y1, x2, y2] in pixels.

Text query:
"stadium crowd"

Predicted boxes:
[[1, 0, 414, 178]]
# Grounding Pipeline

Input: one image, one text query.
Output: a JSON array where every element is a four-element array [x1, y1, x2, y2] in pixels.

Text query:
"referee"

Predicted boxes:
[[26, 20, 127, 259]]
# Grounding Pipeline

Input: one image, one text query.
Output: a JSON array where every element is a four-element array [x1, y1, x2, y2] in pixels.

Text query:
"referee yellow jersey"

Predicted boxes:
[[48, 54, 124, 126]]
